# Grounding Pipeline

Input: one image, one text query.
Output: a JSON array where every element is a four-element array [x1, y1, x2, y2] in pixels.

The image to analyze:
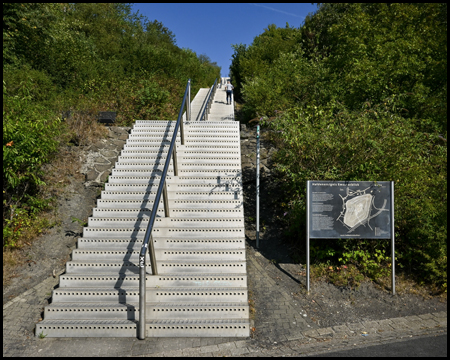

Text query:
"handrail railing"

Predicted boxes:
[[138, 79, 191, 340], [199, 78, 217, 121]]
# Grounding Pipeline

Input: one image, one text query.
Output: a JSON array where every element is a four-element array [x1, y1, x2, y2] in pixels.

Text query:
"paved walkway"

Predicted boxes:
[[207, 85, 234, 121], [3, 243, 447, 357]]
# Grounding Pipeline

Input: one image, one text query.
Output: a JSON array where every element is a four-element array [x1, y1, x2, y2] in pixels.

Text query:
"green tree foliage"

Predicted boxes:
[[3, 3, 220, 247], [231, 3, 447, 289]]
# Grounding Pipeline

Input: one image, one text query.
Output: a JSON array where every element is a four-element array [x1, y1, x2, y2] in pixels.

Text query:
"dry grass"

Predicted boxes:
[[2, 213, 54, 286], [63, 109, 109, 146], [309, 263, 447, 299]]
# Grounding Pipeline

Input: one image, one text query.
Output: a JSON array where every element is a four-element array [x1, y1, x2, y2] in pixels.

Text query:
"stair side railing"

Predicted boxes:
[[138, 79, 190, 340], [199, 78, 217, 121]]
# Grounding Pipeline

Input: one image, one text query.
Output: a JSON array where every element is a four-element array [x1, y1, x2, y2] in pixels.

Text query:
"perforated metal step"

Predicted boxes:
[[58, 273, 247, 288], [37, 89, 249, 338], [77, 238, 246, 250], [66, 260, 246, 275], [43, 302, 249, 320]]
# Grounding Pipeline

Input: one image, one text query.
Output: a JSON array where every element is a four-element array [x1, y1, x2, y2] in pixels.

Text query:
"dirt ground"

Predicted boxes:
[[3, 125, 447, 328]]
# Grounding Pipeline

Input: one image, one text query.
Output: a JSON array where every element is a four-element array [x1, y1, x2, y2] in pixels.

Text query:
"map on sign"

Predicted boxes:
[[308, 181, 392, 239], [336, 186, 388, 234]]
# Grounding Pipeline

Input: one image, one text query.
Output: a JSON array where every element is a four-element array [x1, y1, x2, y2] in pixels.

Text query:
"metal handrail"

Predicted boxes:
[[138, 79, 191, 340], [199, 78, 217, 121]]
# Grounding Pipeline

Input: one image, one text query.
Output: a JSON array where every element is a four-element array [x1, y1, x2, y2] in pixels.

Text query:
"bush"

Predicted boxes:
[[264, 98, 447, 289], [3, 80, 61, 247]]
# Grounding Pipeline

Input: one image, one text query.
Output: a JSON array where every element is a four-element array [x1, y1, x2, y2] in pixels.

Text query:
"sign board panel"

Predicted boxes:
[[308, 181, 392, 239]]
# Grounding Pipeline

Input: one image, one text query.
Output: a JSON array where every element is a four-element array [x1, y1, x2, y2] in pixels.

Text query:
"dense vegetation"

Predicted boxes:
[[231, 3, 447, 291], [3, 3, 220, 248]]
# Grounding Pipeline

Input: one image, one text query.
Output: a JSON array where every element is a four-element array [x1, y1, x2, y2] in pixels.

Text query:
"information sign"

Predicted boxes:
[[308, 181, 392, 239], [306, 180, 396, 294]]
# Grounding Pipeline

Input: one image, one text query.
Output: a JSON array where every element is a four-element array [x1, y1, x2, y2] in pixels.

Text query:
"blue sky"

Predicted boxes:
[[131, 3, 318, 77]]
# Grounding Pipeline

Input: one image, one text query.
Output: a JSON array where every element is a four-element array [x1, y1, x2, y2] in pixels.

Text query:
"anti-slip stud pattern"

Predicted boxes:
[[38, 92, 249, 337]]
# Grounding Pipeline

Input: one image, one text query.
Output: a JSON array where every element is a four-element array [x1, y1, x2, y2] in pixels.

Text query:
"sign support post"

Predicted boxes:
[[306, 180, 311, 292], [390, 181, 395, 295], [256, 125, 260, 249]]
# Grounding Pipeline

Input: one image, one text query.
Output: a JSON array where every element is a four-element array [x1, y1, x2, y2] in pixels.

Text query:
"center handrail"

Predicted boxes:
[[199, 78, 217, 121], [138, 78, 191, 340]]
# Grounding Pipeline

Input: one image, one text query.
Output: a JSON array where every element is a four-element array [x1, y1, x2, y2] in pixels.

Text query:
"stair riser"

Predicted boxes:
[[36, 323, 249, 338], [82, 228, 245, 238], [35, 324, 136, 337], [113, 164, 241, 171], [77, 238, 245, 250], [92, 208, 243, 218], [116, 158, 241, 165], [96, 200, 242, 209], [99, 191, 241, 200], [107, 176, 242, 185], [130, 131, 239, 136], [120, 152, 240, 159], [51, 290, 248, 303], [45, 306, 249, 320], [72, 250, 246, 262], [110, 169, 241, 176], [59, 275, 247, 288], [87, 218, 244, 228], [66, 262, 247, 275]]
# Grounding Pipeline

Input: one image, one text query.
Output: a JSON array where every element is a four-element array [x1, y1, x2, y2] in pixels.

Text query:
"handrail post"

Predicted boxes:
[[187, 80, 191, 121], [163, 181, 170, 217], [172, 141, 178, 176], [138, 261, 146, 339]]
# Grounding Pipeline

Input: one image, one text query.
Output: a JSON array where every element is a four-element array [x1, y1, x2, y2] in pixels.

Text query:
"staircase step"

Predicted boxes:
[[87, 217, 244, 228], [44, 302, 248, 320], [103, 183, 241, 192], [99, 190, 241, 200], [146, 319, 249, 337], [82, 226, 245, 238], [121, 150, 240, 157], [36, 319, 137, 337], [107, 175, 242, 185], [77, 238, 245, 250], [50, 287, 247, 303], [72, 248, 245, 261], [36, 319, 249, 338], [96, 199, 242, 209], [110, 168, 241, 176], [59, 273, 247, 288], [123, 144, 240, 152], [66, 260, 246, 274], [114, 163, 240, 170], [92, 208, 243, 218], [126, 139, 240, 146], [116, 156, 241, 165]]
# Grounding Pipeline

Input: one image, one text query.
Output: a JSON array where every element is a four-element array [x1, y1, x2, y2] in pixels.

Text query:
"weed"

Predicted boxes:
[[38, 331, 47, 339], [71, 217, 88, 227]]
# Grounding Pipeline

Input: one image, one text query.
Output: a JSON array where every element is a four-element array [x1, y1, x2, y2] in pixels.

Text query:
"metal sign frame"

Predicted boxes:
[[306, 181, 395, 294]]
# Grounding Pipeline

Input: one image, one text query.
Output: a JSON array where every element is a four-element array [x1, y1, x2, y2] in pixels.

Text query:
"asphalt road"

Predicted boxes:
[[310, 334, 447, 357]]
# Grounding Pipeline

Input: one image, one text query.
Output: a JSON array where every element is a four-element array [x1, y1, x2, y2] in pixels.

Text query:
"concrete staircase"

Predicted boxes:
[[36, 86, 249, 338]]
